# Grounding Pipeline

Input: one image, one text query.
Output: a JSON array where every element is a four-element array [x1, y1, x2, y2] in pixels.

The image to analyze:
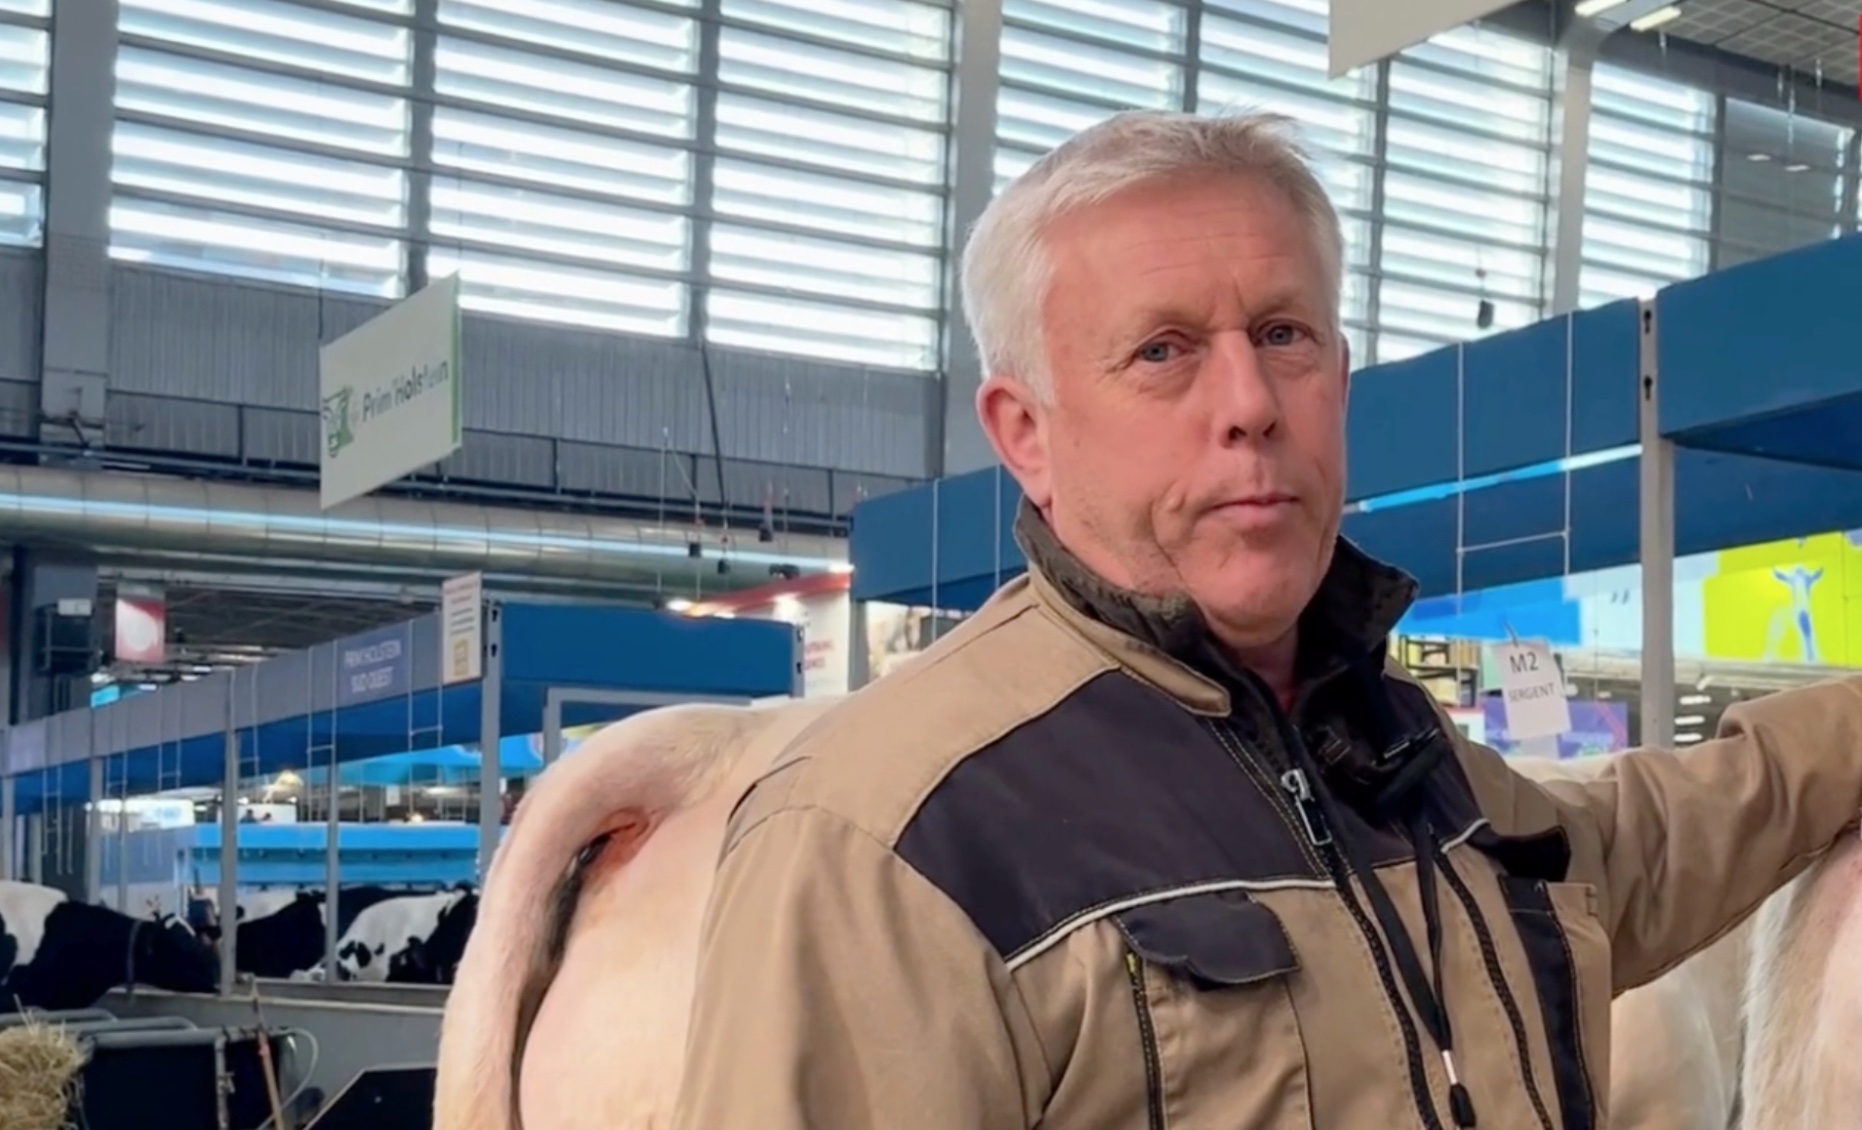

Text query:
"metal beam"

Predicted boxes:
[[218, 673, 240, 996], [1547, 21, 1605, 315], [37, 0, 118, 449], [406, 0, 439, 294], [476, 602, 505, 882], [936, 0, 1004, 478], [1636, 297, 1675, 747]]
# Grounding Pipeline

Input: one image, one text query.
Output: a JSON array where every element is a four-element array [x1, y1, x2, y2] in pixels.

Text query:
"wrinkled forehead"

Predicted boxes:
[[1038, 175, 1336, 338]]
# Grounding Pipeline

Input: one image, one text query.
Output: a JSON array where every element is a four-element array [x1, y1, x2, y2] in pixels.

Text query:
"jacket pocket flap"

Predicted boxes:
[[1115, 891, 1298, 989], [1468, 823, 1572, 883]]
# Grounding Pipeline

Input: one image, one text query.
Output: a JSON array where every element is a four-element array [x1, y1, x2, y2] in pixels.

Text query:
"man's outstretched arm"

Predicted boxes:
[[672, 802, 1045, 1130], [1495, 676, 1862, 992]]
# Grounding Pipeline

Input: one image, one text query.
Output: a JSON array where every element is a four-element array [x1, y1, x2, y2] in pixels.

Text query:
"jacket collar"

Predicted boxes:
[[1013, 497, 1418, 715]]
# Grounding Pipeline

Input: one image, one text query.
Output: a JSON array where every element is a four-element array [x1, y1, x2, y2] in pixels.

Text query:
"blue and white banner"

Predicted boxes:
[[336, 625, 412, 707]]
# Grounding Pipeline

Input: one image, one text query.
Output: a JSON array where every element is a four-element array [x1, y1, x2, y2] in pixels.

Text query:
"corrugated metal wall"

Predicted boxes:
[[0, 248, 931, 520]]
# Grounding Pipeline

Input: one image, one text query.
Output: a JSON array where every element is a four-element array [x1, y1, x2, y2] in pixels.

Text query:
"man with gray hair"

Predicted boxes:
[[671, 110, 1862, 1128]]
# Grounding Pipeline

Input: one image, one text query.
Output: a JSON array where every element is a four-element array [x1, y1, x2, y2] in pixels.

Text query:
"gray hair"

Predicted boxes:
[[958, 110, 1345, 399]]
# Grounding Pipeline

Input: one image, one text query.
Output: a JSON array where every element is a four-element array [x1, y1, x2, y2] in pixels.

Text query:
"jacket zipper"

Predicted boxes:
[[1438, 859, 1557, 1130], [1277, 764, 1445, 1130], [1250, 694, 1445, 1130], [1124, 951, 1167, 1130]]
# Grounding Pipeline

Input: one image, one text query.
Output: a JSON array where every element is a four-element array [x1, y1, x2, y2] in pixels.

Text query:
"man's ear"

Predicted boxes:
[[975, 375, 1053, 509]]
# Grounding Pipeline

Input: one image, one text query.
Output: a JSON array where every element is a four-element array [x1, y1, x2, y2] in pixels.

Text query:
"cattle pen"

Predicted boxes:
[[0, 599, 801, 1123]]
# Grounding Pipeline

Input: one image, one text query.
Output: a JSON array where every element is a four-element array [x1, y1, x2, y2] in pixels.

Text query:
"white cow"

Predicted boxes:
[[434, 696, 839, 1130], [314, 888, 477, 984], [1742, 828, 1862, 1130], [436, 720, 1858, 1130], [1510, 754, 1750, 1130], [1513, 750, 1862, 1130]]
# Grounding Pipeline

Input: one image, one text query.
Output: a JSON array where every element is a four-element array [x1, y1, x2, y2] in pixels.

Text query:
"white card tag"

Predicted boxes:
[[1493, 640, 1571, 743]]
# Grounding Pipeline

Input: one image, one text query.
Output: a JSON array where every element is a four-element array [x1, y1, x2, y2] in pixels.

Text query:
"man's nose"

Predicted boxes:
[[1207, 335, 1280, 442]]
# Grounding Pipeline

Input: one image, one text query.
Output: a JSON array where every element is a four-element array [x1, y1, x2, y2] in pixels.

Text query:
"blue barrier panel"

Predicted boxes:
[[1345, 451, 1862, 597], [498, 602, 797, 696], [1346, 349, 1460, 500], [7, 600, 802, 807], [1398, 578, 1583, 645], [1658, 234, 1862, 465], [1464, 300, 1641, 474], [932, 468, 1013, 597], [1345, 300, 1641, 502], [852, 468, 1027, 607], [190, 823, 486, 888], [850, 481, 935, 602]]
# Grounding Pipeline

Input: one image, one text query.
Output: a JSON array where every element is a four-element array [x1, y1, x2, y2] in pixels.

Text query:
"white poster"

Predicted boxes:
[[865, 602, 966, 682], [752, 591, 852, 698], [441, 571, 484, 685], [319, 274, 464, 510], [796, 591, 852, 698]]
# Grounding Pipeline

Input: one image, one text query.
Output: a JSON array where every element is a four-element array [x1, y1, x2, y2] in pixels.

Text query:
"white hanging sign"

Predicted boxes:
[[441, 571, 484, 685], [319, 274, 464, 510], [1492, 639, 1571, 743]]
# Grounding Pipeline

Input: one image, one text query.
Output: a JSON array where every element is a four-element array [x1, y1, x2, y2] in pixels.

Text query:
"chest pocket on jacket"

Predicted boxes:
[[1500, 876, 1608, 1130], [1476, 827, 1607, 1130], [1115, 891, 1313, 1130]]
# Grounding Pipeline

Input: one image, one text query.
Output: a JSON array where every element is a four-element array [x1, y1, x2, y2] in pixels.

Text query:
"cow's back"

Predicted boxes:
[[434, 696, 839, 1130], [1606, 916, 1747, 1130], [1506, 754, 1746, 1130], [1743, 831, 1862, 1130]]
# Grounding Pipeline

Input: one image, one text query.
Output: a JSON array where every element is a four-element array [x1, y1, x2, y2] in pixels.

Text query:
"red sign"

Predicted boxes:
[[113, 590, 167, 665], [683, 569, 850, 619]]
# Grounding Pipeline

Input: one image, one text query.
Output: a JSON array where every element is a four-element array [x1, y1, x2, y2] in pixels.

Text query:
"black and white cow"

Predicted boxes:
[[0, 879, 220, 1012], [205, 885, 409, 979], [321, 887, 479, 985]]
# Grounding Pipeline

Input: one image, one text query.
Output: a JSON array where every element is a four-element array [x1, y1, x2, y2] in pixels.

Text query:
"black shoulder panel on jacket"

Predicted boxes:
[[894, 671, 1325, 963]]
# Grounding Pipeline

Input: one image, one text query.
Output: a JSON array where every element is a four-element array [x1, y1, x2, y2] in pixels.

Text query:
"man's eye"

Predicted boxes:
[[1136, 341, 1176, 363], [1260, 323, 1309, 347]]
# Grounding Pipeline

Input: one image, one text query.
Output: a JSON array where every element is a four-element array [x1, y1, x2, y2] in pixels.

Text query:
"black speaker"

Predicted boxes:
[[303, 1064, 435, 1130], [32, 603, 92, 676]]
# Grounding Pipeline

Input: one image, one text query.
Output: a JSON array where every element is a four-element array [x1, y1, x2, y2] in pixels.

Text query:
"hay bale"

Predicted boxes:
[[0, 1019, 85, 1130]]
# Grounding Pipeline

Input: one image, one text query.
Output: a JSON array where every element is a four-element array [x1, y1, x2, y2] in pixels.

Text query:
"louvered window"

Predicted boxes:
[[111, 0, 412, 297], [429, 0, 700, 336], [995, 0, 1191, 190], [0, 2, 46, 247], [1579, 64, 1713, 308], [1378, 23, 1551, 362], [1716, 97, 1849, 270], [704, 0, 952, 369], [1196, 0, 1378, 359]]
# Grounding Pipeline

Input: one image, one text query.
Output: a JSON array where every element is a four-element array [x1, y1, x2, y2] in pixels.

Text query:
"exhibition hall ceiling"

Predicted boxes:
[[1662, 0, 1861, 86]]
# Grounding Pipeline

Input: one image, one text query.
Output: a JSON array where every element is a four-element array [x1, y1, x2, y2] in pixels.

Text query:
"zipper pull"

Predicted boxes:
[[1280, 768, 1333, 848]]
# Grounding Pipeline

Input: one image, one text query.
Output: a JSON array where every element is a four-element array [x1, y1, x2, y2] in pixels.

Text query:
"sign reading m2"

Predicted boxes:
[[319, 274, 464, 510]]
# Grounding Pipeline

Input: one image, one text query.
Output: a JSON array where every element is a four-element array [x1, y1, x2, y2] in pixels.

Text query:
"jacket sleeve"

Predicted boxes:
[[1499, 676, 1862, 993], [671, 799, 1043, 1130]]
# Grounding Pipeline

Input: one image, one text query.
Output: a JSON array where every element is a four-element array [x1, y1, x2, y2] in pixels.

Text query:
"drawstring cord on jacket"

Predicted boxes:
[[1311, 659, 1477, 1129]]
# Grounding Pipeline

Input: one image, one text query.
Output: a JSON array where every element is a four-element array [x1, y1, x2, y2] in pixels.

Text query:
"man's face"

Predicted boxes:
[[979, 172, 1350, 652]]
